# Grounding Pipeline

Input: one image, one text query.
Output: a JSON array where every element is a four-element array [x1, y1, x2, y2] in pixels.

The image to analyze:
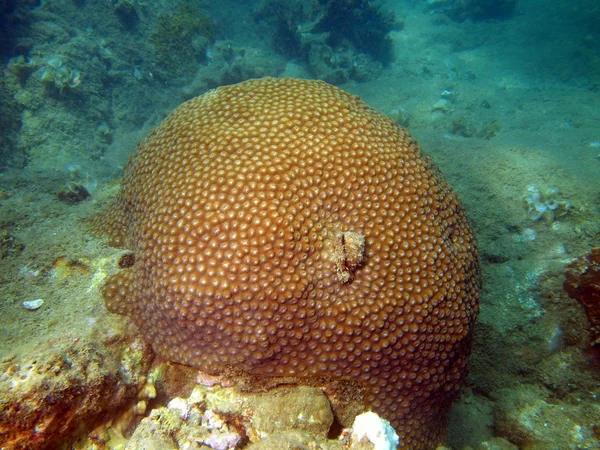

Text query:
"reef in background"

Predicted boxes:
[[253, 0, 400, 84], [427, 0, 518, 22]]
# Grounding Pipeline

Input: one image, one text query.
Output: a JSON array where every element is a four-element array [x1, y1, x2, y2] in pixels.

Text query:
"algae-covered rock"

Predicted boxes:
[[206, 385, 334, 441], [478, 437, 519, 450], [149, 4, 215, 77], [246, 430, 342, 450], [0, 335, 154, 449], [0, 78, 24, 170], [124, 408, 181, 450], [494, 383, 600, 449]]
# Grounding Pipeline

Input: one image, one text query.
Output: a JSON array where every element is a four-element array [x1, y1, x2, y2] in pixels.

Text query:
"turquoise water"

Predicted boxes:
[[1, 1, 599, 449]]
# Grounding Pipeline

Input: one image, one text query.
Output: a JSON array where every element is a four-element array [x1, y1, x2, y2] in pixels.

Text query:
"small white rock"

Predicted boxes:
[[351, 411, 399, 450], [441, 89, 455, 100], [204, 432, 241, 450], [22, 299, 44, 310], [167, 397, 190, 420], [521, 228, 537, 242], [432, 98, 451, 112]]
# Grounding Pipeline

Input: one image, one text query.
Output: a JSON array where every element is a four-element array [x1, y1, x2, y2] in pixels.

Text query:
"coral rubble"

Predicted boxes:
[[123, 383, 397, 450], [523, 185, 571, 224]]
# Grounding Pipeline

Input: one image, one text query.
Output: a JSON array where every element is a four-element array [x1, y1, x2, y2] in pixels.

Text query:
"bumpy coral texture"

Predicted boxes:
[[98, 78, 480, 449]]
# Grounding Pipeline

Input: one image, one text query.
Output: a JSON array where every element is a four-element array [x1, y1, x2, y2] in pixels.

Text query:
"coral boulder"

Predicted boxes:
[[94, 77, 480, 449]]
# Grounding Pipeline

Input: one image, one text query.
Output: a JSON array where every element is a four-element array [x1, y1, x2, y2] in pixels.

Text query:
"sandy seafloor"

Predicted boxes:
[[1, 0, 599, 449]]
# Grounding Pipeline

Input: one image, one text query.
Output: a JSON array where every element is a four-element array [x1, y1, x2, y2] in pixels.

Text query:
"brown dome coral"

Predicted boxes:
[[95, 77, 480, 449]]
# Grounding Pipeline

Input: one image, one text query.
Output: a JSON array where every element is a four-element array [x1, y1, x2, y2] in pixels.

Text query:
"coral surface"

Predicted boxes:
[[92, 77, 481, 449]]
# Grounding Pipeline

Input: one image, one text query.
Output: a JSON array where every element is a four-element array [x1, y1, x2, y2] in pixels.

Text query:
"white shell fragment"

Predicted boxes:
[[22, 299, 44, 310]]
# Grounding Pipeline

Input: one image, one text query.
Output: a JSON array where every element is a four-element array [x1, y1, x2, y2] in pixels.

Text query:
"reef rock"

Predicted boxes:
[[0, 335, 152, 449], [125, 383, 399, 450], [126, 384, 333, 449]]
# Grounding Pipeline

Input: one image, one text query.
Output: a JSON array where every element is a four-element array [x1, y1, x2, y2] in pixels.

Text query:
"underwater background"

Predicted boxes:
[[1, 0, 599, 449]]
